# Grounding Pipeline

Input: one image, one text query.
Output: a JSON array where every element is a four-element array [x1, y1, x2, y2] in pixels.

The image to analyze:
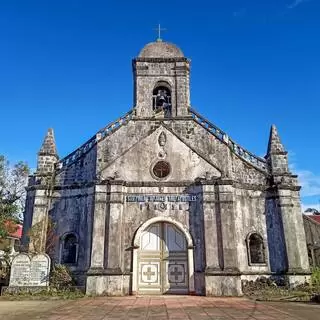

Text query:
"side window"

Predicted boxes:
[[61, 234, 78, 264], [247, 233, 265, 265]]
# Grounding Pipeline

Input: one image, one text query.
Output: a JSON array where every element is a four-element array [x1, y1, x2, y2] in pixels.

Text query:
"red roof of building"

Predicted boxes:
[[308, 215, 320, 224], [5, 221, 23, 239]]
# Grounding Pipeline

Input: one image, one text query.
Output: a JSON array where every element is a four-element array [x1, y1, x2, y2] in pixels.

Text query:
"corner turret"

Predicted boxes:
[[36, 128, 59, 175], [266, 125, 289, 175], [265, 124, 310, 278]]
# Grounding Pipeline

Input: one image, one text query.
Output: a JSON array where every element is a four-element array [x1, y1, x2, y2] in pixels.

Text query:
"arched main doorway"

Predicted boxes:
[[133, 219, 193, 295]]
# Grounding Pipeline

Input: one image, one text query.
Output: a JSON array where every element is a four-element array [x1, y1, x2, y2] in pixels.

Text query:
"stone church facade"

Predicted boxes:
[[22, 40, 310, 296]]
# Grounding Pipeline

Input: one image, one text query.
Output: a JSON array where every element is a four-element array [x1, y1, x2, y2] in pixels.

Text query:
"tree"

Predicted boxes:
[[305, 208, 320, 215], [0, 155, 29, 239], [27, 217, 58, 255]]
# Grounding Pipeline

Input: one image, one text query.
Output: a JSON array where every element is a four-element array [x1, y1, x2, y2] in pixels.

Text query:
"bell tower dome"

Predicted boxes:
[[132, 39, 191, 118]]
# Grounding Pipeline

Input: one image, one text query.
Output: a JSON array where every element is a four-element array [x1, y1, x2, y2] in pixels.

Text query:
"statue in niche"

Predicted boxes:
[[153, 86, 172, 117]]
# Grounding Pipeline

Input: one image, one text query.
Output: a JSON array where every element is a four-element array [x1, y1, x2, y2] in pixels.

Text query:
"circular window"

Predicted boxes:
[[152, 161, 171, 179]]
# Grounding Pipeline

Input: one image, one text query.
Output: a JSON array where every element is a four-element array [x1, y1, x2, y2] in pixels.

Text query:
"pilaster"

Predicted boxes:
[[202, 184, 221, 271], [216, 180, 239, 272], [104, 182, 125, 274], [88, 184, 108, 271], [28, 187, 51, 253], [276, 181, 310, 273]]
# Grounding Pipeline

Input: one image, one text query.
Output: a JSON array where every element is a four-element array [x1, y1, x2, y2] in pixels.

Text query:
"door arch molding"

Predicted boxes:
[[132, 217, 195, 295], [133, 216, 194, 248]]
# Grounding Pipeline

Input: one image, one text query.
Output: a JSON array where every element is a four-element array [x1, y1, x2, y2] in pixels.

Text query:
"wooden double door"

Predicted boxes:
[[137, 222, 189, 294]]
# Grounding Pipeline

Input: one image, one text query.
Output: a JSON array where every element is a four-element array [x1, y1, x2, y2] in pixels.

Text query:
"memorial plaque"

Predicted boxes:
[[30, 254, 50, 286], [9, 253, 31, 286], [9, 253, 50, 287]]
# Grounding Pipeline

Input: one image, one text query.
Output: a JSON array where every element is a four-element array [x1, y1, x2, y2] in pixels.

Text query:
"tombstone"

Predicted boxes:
[[9, 253, 31, 287], [30, 254, 51, 286], [9, 253, 50, 287]]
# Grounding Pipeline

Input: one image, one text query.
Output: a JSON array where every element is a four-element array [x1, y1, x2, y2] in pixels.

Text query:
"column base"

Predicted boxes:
[[205, 275, 242, 296], [286, 274, 311, 288], [86, 275, 130, 296]]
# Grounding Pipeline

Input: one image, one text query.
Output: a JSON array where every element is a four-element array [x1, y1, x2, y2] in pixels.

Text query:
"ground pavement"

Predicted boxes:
[[0, 296, 319, 320]]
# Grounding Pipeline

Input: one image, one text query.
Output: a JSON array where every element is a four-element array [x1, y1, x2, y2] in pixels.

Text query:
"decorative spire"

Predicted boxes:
[[267, 125, 286, 156], [266, 125, 289, 175], [38, 128, 58, 156]]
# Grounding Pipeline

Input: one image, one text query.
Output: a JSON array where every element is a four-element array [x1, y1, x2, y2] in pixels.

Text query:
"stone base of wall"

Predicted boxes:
[[240, 274, 271, 282], [86, 275, 130, 296], [194, 272, 206, 295], [286, 274, 311, 288], [85, 273, 311, 296], [241, 273, 311, 289], [205, 275, 242, 296], [72, 273, 87, 287]]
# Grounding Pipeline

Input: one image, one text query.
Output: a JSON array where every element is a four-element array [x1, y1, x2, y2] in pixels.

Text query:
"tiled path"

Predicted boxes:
[[0, 296, 320, 320]]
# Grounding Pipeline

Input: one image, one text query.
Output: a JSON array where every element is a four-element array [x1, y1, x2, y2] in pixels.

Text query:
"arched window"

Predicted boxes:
[[61, 233, 78, 264], [247, 233, 265, 265], [152, 82, 172, 117]]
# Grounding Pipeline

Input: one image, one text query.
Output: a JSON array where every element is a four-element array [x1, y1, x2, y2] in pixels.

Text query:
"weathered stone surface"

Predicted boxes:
[[22, 39, 310, 296], [139, 41, 184, 58], [303, 214, 320, 266]]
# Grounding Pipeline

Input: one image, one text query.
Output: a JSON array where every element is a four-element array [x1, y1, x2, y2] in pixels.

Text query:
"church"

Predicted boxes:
[[22, 38, 310, 296]]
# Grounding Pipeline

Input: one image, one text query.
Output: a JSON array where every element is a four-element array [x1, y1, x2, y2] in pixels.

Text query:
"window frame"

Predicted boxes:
[[60, 232, 79, 266], [246, 232, 267, 266]]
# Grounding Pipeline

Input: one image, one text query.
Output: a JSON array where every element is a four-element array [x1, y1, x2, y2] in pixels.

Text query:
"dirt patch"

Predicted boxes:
[[0, 300, 67, 320]]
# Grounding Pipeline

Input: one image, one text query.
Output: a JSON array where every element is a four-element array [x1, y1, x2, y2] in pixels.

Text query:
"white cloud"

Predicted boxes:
[[296, 169, 320, 197], [288, 151, 320, 198], [287, 0, 310, 9]]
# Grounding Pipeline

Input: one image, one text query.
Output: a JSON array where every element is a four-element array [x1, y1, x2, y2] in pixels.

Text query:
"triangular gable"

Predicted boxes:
[[100, 126, 222, 182]]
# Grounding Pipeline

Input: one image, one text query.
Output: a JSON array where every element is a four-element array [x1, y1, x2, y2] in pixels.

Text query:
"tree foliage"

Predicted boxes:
[[50, 264, 74, 289], [305, 208, 320, 215], [0, 155, 29, 239], [27, 217, 58, 255]]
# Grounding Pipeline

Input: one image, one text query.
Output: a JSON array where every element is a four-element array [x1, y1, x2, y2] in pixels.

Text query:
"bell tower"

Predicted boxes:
[[132, 39, 191, 118]]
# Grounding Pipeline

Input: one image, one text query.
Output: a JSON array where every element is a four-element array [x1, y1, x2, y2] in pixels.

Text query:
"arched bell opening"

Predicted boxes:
[[152, 82, 172, 117]]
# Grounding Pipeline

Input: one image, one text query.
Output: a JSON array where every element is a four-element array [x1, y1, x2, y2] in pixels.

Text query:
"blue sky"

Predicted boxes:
[[0, 0, 319, 210]]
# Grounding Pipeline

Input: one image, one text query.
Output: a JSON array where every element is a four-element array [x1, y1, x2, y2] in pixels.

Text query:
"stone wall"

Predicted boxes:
[[233, 188, 270, 273], [49, 186, 95, 274], [303, 215, 320, 266], [55, 146, 97, 185]]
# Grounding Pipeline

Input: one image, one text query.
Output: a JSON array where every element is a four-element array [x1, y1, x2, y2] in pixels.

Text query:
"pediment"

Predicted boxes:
[[100, 126, 222, 182]]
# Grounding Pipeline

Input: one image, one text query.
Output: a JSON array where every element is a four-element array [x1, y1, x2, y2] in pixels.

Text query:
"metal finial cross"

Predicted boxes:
[[154, 24, 166, 42]]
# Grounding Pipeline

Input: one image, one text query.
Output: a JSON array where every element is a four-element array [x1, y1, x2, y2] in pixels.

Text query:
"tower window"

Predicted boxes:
[[152, 85, 172, 117], [247, 233, 265, 265]]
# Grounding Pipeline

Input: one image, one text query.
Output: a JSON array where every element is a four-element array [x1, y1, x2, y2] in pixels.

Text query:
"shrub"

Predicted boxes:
[[50, 264, 74, 289], [311, 267, 320, 288]]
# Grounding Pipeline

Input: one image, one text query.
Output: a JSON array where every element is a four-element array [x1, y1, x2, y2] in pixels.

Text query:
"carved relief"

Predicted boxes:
[[158, 132, 167, 147]]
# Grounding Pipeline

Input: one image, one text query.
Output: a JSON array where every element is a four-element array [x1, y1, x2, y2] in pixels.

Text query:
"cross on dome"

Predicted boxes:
[[154, 23, 167, 42]]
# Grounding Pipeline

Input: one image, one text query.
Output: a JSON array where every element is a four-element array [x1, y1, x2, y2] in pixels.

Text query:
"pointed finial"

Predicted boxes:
[[39, 128, 58, 156], [267, 124, 286, 155]]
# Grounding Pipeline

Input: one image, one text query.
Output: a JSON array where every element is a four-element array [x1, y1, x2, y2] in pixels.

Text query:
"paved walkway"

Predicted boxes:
[[0, 296, 319, 320]]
